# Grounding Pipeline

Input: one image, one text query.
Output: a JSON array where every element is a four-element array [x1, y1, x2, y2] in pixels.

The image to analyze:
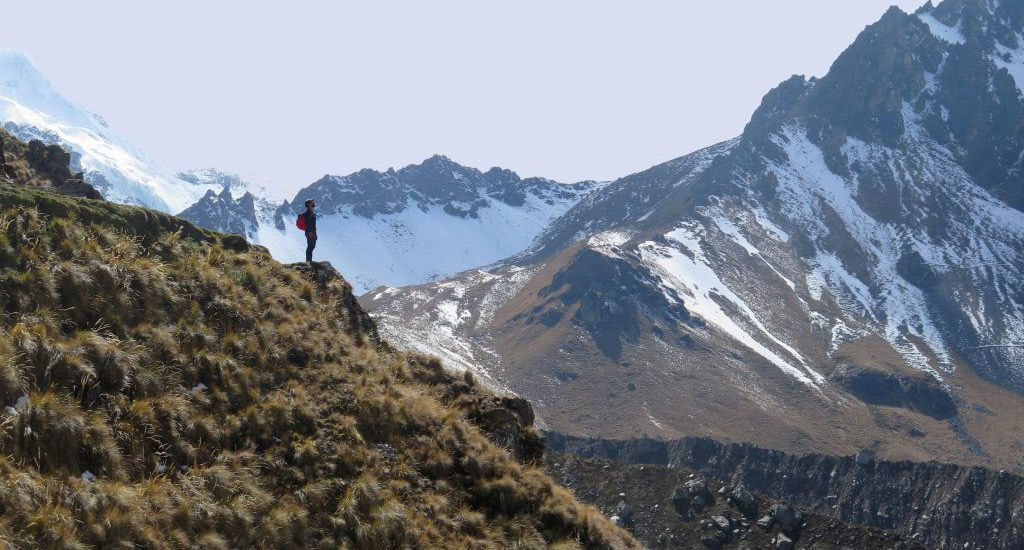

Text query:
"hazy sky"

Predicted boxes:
[[3, 1, 925, 193]]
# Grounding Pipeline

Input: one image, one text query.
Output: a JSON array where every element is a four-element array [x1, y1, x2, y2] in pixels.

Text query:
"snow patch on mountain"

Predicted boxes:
[[640, 225, 824, 387], [366, 267, 519, 391], [918, 11, 966, 45], [991, 32, 1024, 95], [0, 52, 218, 213], [770, 122, 952, 376], [759, 102, 1024, 381], [268, 188, 589, 294]]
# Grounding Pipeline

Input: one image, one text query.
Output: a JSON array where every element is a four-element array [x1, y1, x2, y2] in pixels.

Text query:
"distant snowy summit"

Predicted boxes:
[[265, 156, 604, 293], [0, 51, 220, 212], [274, 154, 599, 224]]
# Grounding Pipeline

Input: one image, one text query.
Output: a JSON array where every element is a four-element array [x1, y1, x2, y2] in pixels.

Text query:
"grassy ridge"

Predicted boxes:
[[0, 185, 637, 549]]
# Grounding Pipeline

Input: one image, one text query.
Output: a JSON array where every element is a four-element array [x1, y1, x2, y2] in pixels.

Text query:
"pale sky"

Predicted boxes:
[[2, 1, 925, 193]]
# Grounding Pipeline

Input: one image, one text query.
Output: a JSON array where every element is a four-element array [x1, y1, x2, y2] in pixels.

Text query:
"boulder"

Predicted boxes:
[[614, 500, 634, 526], [711, 515, 731, 531], [701, 530, 729, 548], [775, 533, 794, 550], [757, 515, 774, 530], [684, 477, 707, 496], [730, 485, 756, 511], [772, 503, 802, 534]]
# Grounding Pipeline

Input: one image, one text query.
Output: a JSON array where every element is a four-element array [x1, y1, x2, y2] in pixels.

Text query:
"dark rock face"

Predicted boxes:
[[771, 503, 803, 534], [275, 154, 600, 222], [178, 187, 259, 238], [547, 452, 924, 549], [54, 178, 103, 200], [26, 139, 73, 179], [546, 433, 1024, 550], [465, 395, 545, 464], [896, 250, 940, 288], [0, 130, 102, 200], [740, 1, 1024, 211], [831, 365, 958, 420]]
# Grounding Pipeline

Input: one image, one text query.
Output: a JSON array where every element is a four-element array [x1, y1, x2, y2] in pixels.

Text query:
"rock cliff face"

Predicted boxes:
[[545, 453, 923, 550], [546, 433, 1024, 550]]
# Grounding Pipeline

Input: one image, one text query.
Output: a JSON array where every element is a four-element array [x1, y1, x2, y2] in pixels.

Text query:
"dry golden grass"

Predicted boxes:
[[0, 189, 638, 549]]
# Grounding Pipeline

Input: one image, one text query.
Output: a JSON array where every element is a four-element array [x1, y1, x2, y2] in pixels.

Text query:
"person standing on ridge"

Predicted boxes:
[[303, 198, 317, 263]]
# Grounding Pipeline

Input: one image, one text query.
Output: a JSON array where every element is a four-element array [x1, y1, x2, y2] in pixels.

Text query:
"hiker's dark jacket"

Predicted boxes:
[[303, 209, 317, 234]]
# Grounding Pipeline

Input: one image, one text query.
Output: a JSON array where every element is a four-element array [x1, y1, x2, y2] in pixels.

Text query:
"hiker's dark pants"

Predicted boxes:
[[305, 231, 317, 262]]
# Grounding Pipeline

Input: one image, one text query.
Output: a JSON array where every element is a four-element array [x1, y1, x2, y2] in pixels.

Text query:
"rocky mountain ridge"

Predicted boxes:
[[273, 154, 601, 224], [175, 168, 282, 242], [546, 452, 925, 550]]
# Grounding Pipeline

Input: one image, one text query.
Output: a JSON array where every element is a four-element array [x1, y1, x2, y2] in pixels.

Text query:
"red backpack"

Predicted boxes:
[[295, 213, 306, 231]]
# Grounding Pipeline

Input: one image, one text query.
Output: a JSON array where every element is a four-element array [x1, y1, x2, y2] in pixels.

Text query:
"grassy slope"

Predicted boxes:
[[0, 184, 638, 549]]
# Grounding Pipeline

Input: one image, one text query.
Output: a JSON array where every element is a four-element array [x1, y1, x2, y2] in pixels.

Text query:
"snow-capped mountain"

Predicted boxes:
[[261, 156, 604, 293], [0, 51, 220, 212], [366, 0, 1024, 470]]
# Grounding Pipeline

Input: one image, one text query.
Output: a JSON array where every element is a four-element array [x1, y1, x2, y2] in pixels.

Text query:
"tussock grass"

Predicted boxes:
[[0, 186, 638, 549]]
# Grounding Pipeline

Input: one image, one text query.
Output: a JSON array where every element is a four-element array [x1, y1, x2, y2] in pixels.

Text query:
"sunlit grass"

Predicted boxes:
[[0, 182, 637, 549]]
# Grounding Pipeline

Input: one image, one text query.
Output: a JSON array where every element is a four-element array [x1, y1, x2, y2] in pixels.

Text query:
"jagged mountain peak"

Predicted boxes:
[[418, 153, 457, 167], [175, 168, 279, 243]]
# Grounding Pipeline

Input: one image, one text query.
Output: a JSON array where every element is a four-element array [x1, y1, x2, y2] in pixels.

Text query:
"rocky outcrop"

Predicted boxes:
[[522, 247, 695, 360], [0, 130, 103, 200], [546, 433, 1024, 549], [25, 138, 101, 199]]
